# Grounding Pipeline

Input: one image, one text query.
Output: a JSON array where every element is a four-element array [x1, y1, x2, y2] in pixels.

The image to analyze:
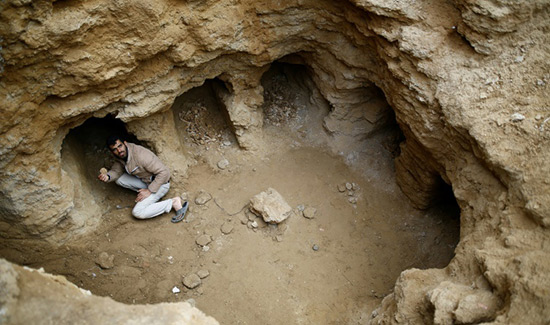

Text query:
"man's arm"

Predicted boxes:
[[140, 149, 170, 193], [106, 161, 124, 182]]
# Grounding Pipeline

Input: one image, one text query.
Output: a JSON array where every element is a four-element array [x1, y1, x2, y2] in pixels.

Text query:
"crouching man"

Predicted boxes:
[[98, 135, 188, 223]]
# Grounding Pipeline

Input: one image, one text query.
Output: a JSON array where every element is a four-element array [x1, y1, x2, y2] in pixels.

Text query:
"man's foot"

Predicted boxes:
[[171, 201, 189, 223]]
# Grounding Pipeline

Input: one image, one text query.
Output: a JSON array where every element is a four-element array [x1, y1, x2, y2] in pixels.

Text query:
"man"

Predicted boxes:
[[97, 135, 188, 223]]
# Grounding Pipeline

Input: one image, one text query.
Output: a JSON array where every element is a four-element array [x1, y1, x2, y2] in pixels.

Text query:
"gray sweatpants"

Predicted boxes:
[[115, 173, 173, 219]]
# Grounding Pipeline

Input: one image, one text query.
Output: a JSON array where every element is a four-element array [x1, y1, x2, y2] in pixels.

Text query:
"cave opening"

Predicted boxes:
[[59, 114, 145, 234], [171, 78, 237, 148], [61, 114, 143, 183]]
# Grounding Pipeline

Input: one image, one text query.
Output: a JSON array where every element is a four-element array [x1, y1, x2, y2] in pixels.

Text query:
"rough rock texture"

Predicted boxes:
[[0, 0, 549, 324], [0, 259, 218, 324], [250, 188, 293, 224]]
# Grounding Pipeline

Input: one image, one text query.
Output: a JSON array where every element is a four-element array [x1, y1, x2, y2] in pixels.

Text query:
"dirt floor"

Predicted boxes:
[[0, 67, 460, 324]]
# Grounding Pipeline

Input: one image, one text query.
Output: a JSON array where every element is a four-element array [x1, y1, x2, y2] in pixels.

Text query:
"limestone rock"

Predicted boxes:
[[454, 291, 501, 324], [427, 281, 501, 325], [0, 259, 218, 324], [183, 274, 202, 289], [249, 188, 292, 224], [196, 235, 212, 247], [302, 207, 316, 219], [197, 270, 210, 279], [217, 159, 229, 169], [195, 191, 212, 205], [95, 252, 115, 269]]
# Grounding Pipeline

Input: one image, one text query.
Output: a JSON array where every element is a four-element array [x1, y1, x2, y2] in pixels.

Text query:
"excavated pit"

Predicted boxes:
[[1, 0, 548, 324], [1, 61, 460, 324]]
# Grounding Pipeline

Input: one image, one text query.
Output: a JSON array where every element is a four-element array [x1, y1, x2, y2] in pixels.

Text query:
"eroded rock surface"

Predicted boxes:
[[0, 0, 549, 324], [0, 259, 218, 324]]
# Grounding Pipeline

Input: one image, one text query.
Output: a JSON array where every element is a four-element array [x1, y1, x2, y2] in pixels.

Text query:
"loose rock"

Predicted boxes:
[[195, 191, 212, 205], [197, 269, 210, 279], [249, 188, 292, 223], [221, 222, 233, 234], [345, 182, 353, 190], [96, 252, 115, 269], [312, 244, 319, 251], [172, 286, 181, 294], [196, 234, 212, 247], [302, 207, 316, 219], [217, 158, 229, 169], [511, 113, 525, 122], [337, 183, 346, 192], [183, 274, 201, 289]]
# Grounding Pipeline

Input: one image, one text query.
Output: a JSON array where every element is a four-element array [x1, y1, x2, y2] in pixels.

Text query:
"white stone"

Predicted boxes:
[[511, 113, 525, 122], [171, 286, 180, 294]]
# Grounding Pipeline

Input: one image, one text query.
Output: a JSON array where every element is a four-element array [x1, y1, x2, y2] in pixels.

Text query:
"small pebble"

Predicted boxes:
[[511, 113, 525, 122], [297, 204, 305, 211], [312, 244, 319, 251], [275, 235, 283, 242], [172, 286, 181, 294], [345, 182, 353, 190], [337, 184, 346, 192], [217, 158, 229, 170], [183, 274, 201, 289], [197, 269, 210, 279], [302, 207, 316, 219]]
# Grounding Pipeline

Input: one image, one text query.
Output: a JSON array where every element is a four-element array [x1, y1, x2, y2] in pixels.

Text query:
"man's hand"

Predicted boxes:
[[136, 188, 152, 202], [98, 173, 109, 182]]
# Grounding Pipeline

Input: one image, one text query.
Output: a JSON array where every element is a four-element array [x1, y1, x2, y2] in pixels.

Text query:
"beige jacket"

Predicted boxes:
[[107, 143, 170, 193]]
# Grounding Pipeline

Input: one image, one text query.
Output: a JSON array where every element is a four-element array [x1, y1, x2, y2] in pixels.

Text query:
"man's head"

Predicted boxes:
[[106, 135, 128, 160]]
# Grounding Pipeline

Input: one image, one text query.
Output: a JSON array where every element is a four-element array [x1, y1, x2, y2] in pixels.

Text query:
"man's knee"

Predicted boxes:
[[132, 206, 148, 219]]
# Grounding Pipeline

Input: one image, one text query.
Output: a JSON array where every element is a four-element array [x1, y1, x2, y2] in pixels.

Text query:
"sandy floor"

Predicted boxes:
[[1, 126, 459, 324]]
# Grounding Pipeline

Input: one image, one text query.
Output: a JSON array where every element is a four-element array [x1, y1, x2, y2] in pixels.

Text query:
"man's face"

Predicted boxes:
[[109, 140, 128, 159]]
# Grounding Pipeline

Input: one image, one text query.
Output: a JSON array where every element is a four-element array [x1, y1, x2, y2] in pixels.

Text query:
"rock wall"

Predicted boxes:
[[0, 258, 218, 324], [0, 0, 549, 324]]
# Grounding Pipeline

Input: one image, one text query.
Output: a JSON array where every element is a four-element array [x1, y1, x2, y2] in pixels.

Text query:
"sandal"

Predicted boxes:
[[171, 201, 189, 223]]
